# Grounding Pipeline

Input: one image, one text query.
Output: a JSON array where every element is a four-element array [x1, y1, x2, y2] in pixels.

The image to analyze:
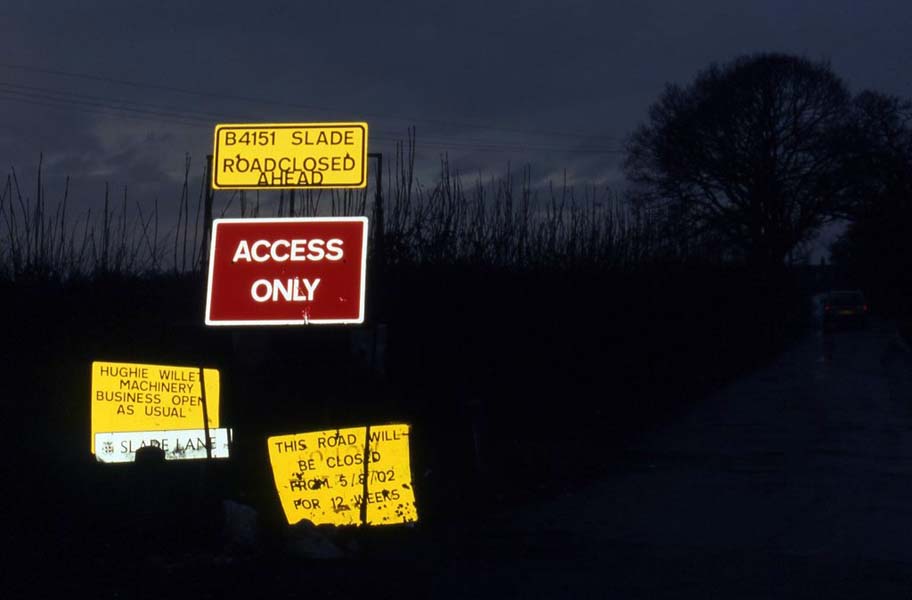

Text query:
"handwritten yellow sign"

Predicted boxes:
[[267, 424, 418, 526], [91, 361, 220, 454], [212, 123, 368, 189]]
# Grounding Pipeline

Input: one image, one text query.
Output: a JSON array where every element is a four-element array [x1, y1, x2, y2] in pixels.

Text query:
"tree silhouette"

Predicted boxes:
[[625, 53, 853, 270], [840, 91, 912, 219], [830, 91, 912, 313]]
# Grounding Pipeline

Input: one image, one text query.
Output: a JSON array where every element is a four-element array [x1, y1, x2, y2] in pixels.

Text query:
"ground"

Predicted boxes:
[[434, 318, 912, 597], [12, 318, 912, 598]]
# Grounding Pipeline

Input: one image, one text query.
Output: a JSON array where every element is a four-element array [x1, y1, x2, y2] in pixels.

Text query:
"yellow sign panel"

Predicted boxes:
[[212, 122, 368, 190], [267, 424, 418, 526], [91, 361, 220, 454]]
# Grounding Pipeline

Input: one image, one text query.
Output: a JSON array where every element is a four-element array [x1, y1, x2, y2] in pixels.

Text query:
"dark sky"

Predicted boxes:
[[2, 1, 911, 258]]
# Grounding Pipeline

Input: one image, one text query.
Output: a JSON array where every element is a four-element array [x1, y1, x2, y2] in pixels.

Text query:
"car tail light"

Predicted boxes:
[[863, 304, 868, 312]]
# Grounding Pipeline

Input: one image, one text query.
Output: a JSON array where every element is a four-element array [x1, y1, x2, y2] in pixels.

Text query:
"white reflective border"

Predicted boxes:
[[94, 428, 232, 463], [205, 216, 369, 326]]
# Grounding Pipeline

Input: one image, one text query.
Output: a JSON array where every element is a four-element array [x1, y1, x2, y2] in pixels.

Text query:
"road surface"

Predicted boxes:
[[437, 319, 912, 598], [25, 320, 912, 599]]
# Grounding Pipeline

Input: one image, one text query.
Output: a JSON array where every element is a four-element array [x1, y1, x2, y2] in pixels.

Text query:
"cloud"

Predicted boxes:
[[2, 0, 911, 229]]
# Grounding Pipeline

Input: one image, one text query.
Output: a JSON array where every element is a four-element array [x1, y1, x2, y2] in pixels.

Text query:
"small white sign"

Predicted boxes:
[[94, 428, 232, 463]]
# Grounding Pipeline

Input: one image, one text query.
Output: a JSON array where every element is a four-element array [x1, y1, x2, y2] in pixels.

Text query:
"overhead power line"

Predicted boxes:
[[0, 82, 241, 122], [0, 61, 618, 142], [0, 86, 624, 154], [0, 92, 212, 128]]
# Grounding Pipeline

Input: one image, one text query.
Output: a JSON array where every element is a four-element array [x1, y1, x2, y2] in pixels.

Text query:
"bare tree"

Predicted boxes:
[[625, 53, 853, 270], [838, 90, 912, 220], [830, 91, 912, 313]]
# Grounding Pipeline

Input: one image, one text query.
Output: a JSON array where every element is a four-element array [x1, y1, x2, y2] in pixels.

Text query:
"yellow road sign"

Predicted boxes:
[[212, 123, 368, 190], [267, 424, 418, 526], [91, 361, 220, 454]]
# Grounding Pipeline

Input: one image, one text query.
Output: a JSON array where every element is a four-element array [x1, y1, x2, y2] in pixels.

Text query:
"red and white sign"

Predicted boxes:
[[205, 217, 368, 326]]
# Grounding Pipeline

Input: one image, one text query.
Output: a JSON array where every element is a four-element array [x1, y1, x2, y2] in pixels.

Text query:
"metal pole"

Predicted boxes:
[[365, 152, 384, 332], [367, 153, 384, 273], [202, 155, 214, 272], [198, 367, 212, 460]]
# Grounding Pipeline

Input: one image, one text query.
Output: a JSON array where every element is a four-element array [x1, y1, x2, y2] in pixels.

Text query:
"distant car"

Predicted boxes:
[[823, 290, 868, 329]]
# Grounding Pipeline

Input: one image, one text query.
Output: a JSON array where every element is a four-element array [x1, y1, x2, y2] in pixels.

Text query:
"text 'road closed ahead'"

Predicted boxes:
[[205, 217, 368, 326], [212, 123, 367, 190]]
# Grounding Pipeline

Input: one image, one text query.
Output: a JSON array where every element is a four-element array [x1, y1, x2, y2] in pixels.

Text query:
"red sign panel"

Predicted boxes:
[[205, 217, 368, 326]]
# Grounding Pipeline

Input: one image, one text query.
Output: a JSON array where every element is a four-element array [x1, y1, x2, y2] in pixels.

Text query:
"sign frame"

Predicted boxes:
[[212, 122, 368, 190], [205, 216, 369, 327]]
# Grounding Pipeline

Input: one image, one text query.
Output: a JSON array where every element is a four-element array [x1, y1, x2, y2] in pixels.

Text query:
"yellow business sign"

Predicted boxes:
[[267, 424, 418, 526], [212, 122, 368, 190], [91, 361, 220, 454]]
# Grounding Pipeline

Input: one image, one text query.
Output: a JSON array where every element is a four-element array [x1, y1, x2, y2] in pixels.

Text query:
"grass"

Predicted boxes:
[[0, 135, 819, 538], [0, 133, 668, 282]]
